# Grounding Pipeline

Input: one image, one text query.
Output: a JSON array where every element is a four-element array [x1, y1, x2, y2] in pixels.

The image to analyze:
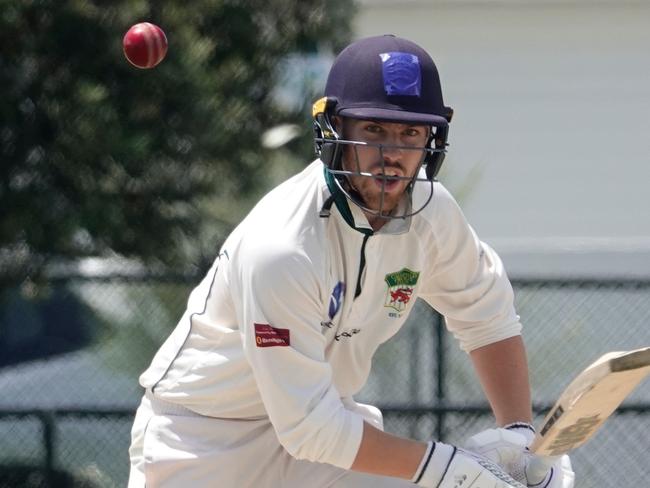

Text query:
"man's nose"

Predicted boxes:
[[380, 138, 403, 164], [381, 146, 403, 166]]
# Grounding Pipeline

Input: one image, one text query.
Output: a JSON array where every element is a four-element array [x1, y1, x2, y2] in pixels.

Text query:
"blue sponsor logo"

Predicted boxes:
[[328, 281, 346, 319], [380, 52, 421, 97]]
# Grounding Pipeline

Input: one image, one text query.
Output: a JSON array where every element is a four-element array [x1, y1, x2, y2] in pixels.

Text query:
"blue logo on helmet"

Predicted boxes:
[[380, 52, 421, 97], [328, 281, 346, 319]]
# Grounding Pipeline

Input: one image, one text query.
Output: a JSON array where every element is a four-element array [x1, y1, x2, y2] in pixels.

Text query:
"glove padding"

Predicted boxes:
[[527, 455, 574, 488], [465, 426, 531, 482], [413, 441, 526, 488], [465, 426, 575, 488]]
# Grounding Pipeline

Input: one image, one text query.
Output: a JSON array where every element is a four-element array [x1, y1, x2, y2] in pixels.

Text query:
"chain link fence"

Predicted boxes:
[[1, 275, 649, 487]]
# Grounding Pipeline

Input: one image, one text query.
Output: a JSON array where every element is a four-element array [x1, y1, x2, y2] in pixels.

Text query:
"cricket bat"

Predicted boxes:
[[527, 346, 650, 481]]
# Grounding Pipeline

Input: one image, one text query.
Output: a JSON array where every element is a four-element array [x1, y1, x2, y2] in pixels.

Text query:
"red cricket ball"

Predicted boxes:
[[123, 22, 168, 69]]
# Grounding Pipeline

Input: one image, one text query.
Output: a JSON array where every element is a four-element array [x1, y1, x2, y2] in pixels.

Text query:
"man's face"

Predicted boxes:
[[338, 117, 430, 216]]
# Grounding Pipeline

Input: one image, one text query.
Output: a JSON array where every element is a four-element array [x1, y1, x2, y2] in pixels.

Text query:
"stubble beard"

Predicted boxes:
[[346, 173, 407, 216]]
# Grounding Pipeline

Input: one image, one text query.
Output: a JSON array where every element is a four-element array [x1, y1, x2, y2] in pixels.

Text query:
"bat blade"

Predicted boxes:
[[530, 346, 650, 457]]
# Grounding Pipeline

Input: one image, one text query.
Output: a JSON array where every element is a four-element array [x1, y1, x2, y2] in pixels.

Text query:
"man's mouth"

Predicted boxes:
[[373, 174, 401, 191]]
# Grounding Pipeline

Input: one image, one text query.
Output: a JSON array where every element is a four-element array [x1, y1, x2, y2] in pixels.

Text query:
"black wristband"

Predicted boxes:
[[504, 421, 536, 434]]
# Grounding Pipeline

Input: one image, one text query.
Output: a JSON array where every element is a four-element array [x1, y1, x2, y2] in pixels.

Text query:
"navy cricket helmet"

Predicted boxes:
[[313, 34, 453, 219]]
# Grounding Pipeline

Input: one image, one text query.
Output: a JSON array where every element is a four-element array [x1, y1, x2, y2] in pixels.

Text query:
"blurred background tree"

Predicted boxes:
[[0, 0, 355, 282]]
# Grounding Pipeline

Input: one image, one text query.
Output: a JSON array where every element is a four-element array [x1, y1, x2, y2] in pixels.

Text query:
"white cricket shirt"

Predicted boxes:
[[139, 160, 522, 469]]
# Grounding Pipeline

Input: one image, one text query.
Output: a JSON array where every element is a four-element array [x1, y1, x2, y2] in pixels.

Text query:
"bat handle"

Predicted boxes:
[[527, 454, 558, 485]]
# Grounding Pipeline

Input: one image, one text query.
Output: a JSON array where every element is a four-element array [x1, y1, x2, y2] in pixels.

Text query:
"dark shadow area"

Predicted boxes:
[[0, 464, 100, 488], [0, 285, 96, 368]]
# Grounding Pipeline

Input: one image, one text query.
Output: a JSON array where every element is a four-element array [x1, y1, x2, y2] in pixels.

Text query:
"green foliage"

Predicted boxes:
[[0, 0, 354, 278]]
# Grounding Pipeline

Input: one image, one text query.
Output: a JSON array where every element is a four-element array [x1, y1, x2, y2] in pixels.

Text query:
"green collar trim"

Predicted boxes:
[[323, 167, 373, 236]]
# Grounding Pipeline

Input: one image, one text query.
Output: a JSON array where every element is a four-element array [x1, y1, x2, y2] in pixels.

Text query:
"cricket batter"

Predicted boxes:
[[128, 35, 575, 487]]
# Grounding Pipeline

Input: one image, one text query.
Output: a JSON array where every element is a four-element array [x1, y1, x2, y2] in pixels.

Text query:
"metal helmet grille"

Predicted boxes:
[[318, 137, 442, 220]]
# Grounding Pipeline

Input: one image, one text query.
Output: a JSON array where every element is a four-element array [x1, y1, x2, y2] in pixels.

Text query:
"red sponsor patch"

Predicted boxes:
[[254, 323, 290, 348]]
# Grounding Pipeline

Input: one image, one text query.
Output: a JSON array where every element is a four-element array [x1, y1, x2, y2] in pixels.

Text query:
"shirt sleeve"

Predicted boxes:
[[230, 239, 364, 469], [418, 185, 522, 352]]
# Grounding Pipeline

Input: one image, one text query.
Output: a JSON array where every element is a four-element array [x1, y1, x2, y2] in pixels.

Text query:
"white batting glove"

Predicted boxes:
[[465, 424, 532, 482], [412, 441, 526, 488], [526, 455, 574, 488], [465, 424, 575, 488]]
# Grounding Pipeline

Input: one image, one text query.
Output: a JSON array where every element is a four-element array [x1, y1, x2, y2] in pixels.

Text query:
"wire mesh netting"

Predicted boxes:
[[1, 276, 648, 487]]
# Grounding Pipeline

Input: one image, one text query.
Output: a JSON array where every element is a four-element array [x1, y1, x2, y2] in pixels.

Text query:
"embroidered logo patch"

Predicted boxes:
[[384, 268, 420, 312], [328, 281, 346, 320], [380, 52, 422, 97], [254, 323, 290, 348]]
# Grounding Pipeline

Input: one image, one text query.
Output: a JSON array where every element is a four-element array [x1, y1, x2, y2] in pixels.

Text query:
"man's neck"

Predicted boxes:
[[365, 213, 386, 232]]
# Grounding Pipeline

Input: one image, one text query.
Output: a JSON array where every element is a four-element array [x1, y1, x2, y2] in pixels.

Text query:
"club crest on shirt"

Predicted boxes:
[[384, 268, 420, 313]]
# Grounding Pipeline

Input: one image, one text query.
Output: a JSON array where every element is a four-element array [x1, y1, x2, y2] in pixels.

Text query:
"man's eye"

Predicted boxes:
[[365, 125, 382, 133], [404, 128, 421, 137]]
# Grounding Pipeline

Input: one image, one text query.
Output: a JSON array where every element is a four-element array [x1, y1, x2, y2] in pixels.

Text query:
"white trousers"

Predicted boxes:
[[128, 392, 415, 488]]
